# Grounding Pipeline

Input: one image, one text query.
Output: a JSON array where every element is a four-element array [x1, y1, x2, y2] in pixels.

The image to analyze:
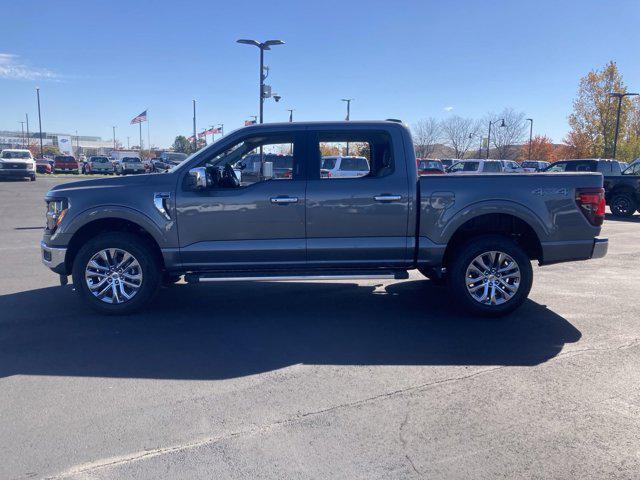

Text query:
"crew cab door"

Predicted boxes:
[[175, 130, 306, 270], [304, 128, 411, 268]]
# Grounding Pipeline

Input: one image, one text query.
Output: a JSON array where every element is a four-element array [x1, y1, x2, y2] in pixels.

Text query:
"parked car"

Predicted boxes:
[[0, 148, 36, 181], [320, 156, 370, 178], [439, 159, 455, 171], [521, 160, 550, 172], [85, 156, 115, 175], [544, 158, 622, 175], [41, 120, 607, 317], [53, 155, 80, 174], [602, 161, 640, 216], [417, 159, 444, 175], [115, 157, 146, 175], [152, 152, 189, 172], [35, 158, 52, 174], [448, 159, 504, 174], [500, 160, 525, 173]]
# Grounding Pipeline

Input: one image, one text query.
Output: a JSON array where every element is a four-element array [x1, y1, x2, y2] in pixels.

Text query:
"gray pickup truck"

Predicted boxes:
[[41, 120, 608, 316]]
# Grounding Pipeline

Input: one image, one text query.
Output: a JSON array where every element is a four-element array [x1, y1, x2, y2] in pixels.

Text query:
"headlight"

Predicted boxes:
[[27, 162, 35, 170], [46, 198, 69, 231]]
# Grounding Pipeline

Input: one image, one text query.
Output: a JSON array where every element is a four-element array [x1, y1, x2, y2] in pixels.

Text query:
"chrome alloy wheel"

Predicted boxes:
[[465, 250, 521, 306], [85, 248, 143, 304]]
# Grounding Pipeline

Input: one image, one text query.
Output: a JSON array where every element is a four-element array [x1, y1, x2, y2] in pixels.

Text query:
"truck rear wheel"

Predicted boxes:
[[610, 193, 637, 217], [448, 235, 533, 317], [71, 232, 161, 315]]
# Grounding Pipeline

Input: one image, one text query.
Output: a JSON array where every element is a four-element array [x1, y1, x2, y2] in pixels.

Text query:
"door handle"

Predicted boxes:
[[374, 195, 402, 202], [270, 196, 299, 204]]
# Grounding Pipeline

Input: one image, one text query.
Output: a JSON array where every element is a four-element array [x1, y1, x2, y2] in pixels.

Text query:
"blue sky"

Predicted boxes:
[[1, 0, 638, 147]]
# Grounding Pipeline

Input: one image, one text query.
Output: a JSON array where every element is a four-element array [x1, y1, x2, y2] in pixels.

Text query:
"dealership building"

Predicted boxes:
[[0, 130, 113, 156]]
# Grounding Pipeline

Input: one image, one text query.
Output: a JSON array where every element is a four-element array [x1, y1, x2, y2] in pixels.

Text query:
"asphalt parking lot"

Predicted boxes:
[[1, 176, 639, 480]]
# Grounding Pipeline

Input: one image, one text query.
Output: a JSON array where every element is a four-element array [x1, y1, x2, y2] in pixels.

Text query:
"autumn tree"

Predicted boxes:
[[412, 118, 441, 158], [567, 61, 630, 158], [520, 135, 555, 161], [440, 116, 481, 159]]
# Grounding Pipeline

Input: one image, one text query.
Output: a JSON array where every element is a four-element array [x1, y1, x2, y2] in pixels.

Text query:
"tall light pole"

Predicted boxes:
[[36, 87, 44, 158], [112, 126, 116, 150], [342, 98, 353, 154], [341, 98, 353, 121], [486, 118, 505, 159], [609, 92, 639, 159], [19, 121, 25, 147], [75, 130, 79, 156], [287, 109, 294, 122], [236, 39, 285, 124], [192, 99, 197, 151], [218, 123, 224, 136], [525, 118, 533, 160], [25, 114, 30, 149]]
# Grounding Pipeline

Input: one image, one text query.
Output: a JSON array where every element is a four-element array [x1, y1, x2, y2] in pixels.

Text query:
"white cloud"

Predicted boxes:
[[0, 53, 59, 81], [443, 106, 454, 112]]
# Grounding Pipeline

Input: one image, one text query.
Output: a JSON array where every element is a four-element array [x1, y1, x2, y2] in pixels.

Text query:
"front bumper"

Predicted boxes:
[[41, 241, 67, 274], [0, 168, 33, 178], [591, 237, 608, 259]]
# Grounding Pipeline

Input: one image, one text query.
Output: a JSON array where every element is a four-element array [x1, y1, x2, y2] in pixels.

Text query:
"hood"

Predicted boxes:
[[47, 173, 157, 197]]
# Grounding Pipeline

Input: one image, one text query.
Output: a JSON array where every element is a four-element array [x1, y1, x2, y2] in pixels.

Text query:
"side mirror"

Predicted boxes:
[[187, 167, 209, 190]]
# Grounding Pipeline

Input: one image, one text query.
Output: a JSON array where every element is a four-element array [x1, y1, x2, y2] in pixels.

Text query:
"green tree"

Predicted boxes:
[[172, 136, 193, 154], [567, 61, 630, 158]]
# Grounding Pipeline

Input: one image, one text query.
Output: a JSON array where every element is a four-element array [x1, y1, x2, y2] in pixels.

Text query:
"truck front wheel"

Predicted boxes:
[[610, 193, 637, 217], [448, 235, 533, 317], [71, 232, 161, 315]]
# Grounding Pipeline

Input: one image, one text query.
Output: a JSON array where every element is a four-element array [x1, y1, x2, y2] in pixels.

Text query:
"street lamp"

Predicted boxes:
[[486, 118, 505, 159], [19, 121, 25, 147], [236, 39, 285, 124], [525, 118, 533, 160], [36, 87, 44, 158], [341, 98, 353, 121], [112, 126, 116, 150], [609, 92, 639, 159]]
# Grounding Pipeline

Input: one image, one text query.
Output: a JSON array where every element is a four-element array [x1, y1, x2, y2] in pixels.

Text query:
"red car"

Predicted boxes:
[[417, 158, 445, 175], [53, 155, 80, 174], [35, 158, 52, 174]]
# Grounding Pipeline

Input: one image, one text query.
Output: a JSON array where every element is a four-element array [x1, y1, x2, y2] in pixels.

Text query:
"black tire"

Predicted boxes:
[[448, 234, 533, 317], [30, 174, 36, 181], [71, 232, 161, 315], [610, 193, 637, 217]]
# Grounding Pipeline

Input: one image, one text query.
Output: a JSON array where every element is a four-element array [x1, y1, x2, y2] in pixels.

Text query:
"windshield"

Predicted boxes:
[[91, 157, 109, 163], [321, 158, 337, 170], [522, 161, 538, 168], [55, 156, 75, 162], [2, 151, 31, 159], [418, 160, 442, 170], [123, 157, 141, 163]]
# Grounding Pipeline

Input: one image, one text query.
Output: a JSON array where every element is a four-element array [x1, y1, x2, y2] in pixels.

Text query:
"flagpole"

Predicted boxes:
[[147, 110, 150, 153], [139, 122, 142, 151]]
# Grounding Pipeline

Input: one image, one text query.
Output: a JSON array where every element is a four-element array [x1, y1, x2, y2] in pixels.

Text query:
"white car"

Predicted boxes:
[[115, 156, 146, 175], [521, 160, 550, 172], [0, 149, 36, 181], [321, 156, 370, 179], [448, 159, 524, 174]]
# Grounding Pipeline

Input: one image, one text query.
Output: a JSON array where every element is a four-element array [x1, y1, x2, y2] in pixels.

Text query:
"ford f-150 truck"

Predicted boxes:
[[41, 121, 608, 316]]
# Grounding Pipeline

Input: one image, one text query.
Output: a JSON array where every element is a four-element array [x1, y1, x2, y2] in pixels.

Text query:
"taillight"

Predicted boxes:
[[576, 187, 605, 226]]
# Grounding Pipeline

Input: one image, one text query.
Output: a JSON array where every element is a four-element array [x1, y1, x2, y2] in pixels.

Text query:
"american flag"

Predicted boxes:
[[197, 130, 207, 138], [130, 110, 147, 124], [210, 127, 222, 134], [244, 119, 256, 126]]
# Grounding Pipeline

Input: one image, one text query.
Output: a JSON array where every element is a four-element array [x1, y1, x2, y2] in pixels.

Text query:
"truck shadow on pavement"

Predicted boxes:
[[0, 280, 581, 380], [605, 213, 640, 223]]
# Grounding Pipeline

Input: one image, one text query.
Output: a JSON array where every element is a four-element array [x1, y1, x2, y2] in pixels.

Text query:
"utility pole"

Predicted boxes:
[[112, 126, 116, 150], [526, 118, 533, 160], [609, 92, 639, 159], [192, 99, 197, 151], [36, 87, 44, 158], [20, 121, 25, 147]]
